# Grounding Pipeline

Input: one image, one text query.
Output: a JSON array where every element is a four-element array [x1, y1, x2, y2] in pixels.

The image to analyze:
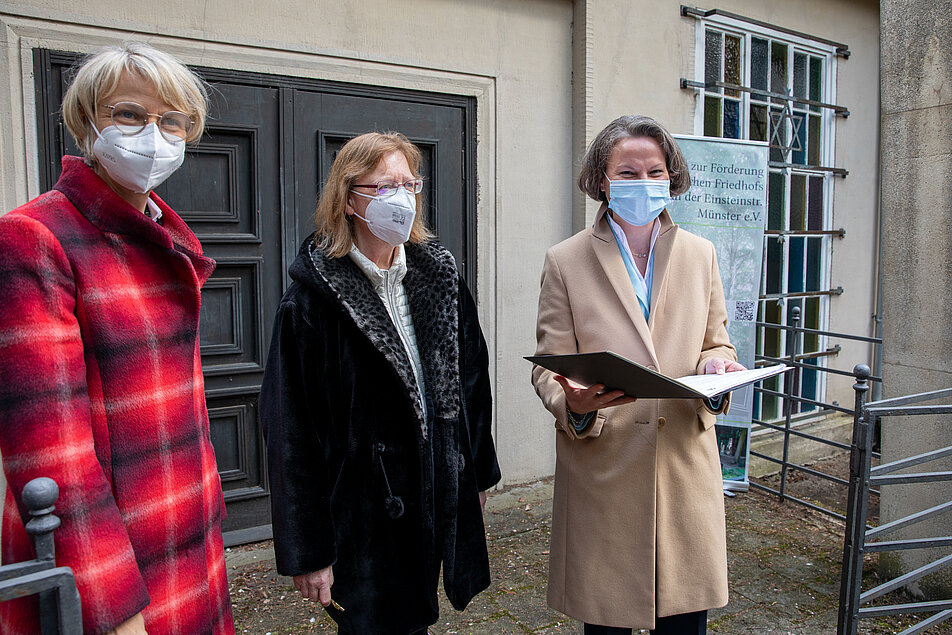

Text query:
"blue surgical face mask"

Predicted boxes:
[[605, 177, 671, 227]]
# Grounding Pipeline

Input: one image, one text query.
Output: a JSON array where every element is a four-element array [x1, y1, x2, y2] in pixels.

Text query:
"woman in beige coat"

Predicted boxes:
[[532, 115, 744, 635]]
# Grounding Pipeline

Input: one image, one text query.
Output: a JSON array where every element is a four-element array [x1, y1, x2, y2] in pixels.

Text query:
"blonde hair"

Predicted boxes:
[[62, 42, 209, 163], [314, 132, 433, 258]]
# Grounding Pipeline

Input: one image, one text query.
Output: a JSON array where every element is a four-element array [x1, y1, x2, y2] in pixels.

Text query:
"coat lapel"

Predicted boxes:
[[590, 203, 658, 366], [647, 211, 678, 332], [54, 157, 216, 285]]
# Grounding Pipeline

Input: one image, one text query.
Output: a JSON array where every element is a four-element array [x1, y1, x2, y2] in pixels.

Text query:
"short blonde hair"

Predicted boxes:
[[578, 115, 692, 201], [314, 132, 433, 258], [62, 42, 209, 163]]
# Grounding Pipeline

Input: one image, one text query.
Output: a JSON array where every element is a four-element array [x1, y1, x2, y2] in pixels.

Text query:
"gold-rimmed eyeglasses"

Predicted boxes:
[[101, 102, 193, 142], [352, 179, 424, 198]]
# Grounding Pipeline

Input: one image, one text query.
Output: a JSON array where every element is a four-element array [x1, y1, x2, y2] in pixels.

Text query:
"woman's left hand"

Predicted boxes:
[[705, 358, 746, 374], [294, 566, 335, 606]]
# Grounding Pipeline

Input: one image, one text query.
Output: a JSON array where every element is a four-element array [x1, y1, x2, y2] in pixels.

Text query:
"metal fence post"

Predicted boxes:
[[837, 364, 871, 635], [779, 305, 802, 500], [0, 478, 83, 635], [24, 478, 65, 635]]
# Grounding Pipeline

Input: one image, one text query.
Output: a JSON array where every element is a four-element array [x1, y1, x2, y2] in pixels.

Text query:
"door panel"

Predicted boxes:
[[34, 49, 475, 544], [156, 82, 282, 538]]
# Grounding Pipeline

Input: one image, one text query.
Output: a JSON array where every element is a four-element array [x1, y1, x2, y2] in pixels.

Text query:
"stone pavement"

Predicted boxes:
[[226, 478, 921, 634]]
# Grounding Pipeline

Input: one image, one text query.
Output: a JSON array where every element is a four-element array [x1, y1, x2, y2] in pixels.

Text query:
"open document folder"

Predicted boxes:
[[526, 351, 790, 400]]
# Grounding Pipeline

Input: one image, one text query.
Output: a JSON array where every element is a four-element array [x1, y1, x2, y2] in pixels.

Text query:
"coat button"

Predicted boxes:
[[658, 417, 667, 427], [458, 452, 466, 472]]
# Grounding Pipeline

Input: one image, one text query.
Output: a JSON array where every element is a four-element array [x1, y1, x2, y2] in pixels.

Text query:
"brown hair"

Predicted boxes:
[[578, 115, 691, 201], [314, 132, 433, 258]]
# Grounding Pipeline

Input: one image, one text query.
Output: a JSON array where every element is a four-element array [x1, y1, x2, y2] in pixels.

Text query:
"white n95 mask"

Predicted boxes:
[[350, 187, 418, 246], [93, 123, 186, 194]]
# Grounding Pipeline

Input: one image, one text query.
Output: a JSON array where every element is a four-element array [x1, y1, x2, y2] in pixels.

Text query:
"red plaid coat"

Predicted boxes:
[[0, 157, 233, 635]]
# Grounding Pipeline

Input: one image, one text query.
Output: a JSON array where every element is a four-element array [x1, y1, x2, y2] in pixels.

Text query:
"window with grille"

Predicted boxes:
[[681, 7, 849, 421]]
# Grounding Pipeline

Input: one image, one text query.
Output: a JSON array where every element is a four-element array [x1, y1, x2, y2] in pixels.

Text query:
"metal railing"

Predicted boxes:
[[0, 478, 81, 634], [837, 368, 952, 634], [749, 306, 882, 522], [747, 311, 951, 631]]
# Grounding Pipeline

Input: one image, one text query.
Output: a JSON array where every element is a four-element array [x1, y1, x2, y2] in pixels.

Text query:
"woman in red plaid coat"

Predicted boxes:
[[0, 44, 233, 634]]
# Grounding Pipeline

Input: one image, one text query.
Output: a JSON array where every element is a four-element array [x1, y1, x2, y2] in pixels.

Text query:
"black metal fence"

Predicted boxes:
[[0, 477, 81, 634], [750, 306, 882, 521], [836, 369, 952, 634], [747, 308, 952, 632]]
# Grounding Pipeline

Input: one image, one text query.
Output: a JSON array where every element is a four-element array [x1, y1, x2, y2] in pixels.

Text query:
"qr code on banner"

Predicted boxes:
[[733, 301, 756, 322]]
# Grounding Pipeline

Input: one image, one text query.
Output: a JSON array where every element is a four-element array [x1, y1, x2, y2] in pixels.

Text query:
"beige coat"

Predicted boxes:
[[532, 205, 736, 629]]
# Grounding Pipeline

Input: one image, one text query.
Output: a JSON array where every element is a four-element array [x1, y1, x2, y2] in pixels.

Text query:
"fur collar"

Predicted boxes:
[[294, 238, 462, 436]]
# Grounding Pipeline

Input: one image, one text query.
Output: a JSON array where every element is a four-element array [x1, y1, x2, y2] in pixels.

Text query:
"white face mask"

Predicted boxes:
[[350, 187, 418, 246], [93, 123, 186, 194]]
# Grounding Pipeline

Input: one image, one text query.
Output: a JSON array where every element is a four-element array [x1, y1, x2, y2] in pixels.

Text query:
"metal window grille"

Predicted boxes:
[[682, 6, 850, 421]]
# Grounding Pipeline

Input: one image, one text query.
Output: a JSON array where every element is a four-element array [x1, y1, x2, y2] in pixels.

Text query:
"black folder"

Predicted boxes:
[[526, 351, 788, 400]]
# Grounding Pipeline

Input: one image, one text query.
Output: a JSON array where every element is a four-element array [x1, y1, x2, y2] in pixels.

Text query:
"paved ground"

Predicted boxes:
[[227, 476, 945, 634]]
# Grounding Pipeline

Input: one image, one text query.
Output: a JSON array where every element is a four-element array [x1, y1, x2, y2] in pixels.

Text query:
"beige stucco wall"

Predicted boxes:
[[0, 0, 879, 494]]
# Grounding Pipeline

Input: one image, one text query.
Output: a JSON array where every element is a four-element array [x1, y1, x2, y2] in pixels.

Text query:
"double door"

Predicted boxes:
[[35, 50, 476, 542]]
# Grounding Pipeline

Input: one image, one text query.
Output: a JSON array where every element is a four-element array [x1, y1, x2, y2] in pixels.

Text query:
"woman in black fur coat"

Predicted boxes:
[[260, 132, 501, 634]]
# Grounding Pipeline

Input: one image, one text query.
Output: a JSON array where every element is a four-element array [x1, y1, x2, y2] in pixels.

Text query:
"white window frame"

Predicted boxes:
[[690, 14, 841, 420]]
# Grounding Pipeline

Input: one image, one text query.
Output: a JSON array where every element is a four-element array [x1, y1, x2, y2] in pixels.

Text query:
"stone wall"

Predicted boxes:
[[879, 0, 952, 597]]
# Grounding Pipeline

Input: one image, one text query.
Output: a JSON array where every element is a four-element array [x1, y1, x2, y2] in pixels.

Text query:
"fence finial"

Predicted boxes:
[[22, 477, 61, 562]]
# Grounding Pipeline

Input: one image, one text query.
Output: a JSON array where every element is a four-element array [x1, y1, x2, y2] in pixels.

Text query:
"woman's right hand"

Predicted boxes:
[[554, 374, 636, 415], [294, 566, 335, 606]]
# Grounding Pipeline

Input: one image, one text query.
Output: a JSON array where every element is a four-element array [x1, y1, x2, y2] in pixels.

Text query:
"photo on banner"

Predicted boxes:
[[668, 135, 769, 491]]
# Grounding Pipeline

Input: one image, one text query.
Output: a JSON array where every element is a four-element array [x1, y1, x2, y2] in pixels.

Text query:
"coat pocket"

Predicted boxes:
[[697, 406, 717, 431]]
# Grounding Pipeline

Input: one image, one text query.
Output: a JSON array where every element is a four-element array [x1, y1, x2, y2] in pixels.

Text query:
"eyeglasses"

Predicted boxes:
[[352, 179, 424, 197], [101, 102, 193, 142]]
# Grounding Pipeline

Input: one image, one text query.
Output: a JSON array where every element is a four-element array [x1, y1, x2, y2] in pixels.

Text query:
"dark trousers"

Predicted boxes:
[[584, 609, 707, 635]]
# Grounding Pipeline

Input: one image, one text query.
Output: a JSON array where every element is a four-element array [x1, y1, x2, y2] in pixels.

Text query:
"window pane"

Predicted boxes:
[[766, 237, 783, 294], [768, 171, 785, 229], [788, 238, 805, 293], [752, 38, 769, 91], [792, 110, 806, 165], [808, 115, 821, 166], [801, 358, 818, 411], [757, 302, 767, 352], [760, 374, 780, 420], [806, 236, 822, 290], [809, 56, 823, 112], [724, 99, 740, 139], [705, 96, 722, 137], [808, 175, 823, 230], [750, 103, 768, 141], [790, 173, 806, 230], [763, 301, 781, 357], [771, 42, 788, 103], [804, 297, 820, 364], [769, 106, 786, 162], [725, 35, 741, 97], [794, 52, 808, 100], [706, 30, 722, 90]]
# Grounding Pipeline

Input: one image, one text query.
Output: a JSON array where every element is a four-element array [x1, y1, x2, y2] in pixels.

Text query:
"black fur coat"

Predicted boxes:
[[260, 238, 501, 634]]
